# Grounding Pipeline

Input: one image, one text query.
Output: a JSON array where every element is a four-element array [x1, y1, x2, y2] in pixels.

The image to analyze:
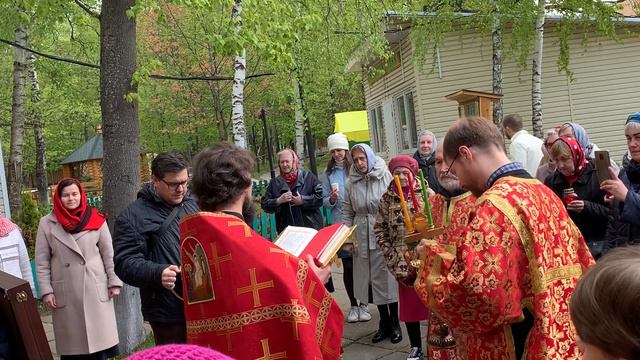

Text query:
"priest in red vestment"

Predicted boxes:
[[417, 117, 594, 360], [415, 142, 476, 360], [180, 143, 344, 360]]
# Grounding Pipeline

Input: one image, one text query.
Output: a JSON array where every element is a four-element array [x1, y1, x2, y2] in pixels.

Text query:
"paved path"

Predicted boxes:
[[42, 264, 424, 359]]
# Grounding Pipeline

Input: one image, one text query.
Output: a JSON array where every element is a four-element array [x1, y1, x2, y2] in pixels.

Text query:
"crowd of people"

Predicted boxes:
[[1, 112, 639, 360]]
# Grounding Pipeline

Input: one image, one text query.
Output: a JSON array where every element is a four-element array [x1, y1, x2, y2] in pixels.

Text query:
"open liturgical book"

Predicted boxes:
[[274, 223, 356, 267]]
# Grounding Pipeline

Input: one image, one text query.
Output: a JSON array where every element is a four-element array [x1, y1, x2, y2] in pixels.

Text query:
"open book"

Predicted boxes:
[[274, 223, 356, 267]]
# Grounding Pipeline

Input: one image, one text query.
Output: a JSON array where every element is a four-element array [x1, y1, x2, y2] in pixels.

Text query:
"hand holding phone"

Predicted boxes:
[[595, 151, 613, 184]]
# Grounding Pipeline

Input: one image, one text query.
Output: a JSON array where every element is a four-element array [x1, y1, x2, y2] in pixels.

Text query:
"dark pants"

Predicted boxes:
[[149, 321, 187, 345]]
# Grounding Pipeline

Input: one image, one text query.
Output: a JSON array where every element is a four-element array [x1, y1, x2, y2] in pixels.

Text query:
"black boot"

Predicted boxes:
[[372, 320, 391, 343], [390, 315, 402, 344]]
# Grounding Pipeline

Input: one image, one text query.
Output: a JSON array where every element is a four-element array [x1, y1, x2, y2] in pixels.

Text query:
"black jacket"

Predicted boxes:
[[113, 183, 199, 323], [413, 151, 442, 195], [545, 161, 608, 249], [603, 169, 640, 254], [261, 169, 323, 233]]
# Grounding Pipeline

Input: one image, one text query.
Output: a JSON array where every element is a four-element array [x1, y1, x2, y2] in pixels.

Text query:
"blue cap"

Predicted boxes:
[[627, 112, 640, 124]]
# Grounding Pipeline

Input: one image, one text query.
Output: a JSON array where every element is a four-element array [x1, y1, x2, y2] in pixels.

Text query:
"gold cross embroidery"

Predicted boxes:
[[228, 220, 252, 237], [216, 327, 242, 352], [304, 282, 322, 309], [320, 329, 338, 357], [280, 300, 309, 340], [237, 268, 274, 308], [269, 247, 292, 268], [257, 338, 287, 360], [209, 243, 232, 280]]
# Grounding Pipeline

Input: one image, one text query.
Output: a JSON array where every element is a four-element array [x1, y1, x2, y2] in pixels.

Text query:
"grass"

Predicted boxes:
[[114, 333, 155, 359], [36, 300, 51, 317]]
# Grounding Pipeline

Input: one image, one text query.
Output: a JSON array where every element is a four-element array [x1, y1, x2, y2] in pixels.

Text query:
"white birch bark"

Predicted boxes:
[[28, 54, 49, 208], [531, 0, 546, 138], [492, 10, 503, 127], [8, 26, 28, 217], [293, 78, 305, 161], [231, 0, 247, 149]]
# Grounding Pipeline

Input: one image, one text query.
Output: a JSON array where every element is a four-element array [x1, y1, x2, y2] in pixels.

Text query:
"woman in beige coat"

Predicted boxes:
[[36, 179, 122, 359]]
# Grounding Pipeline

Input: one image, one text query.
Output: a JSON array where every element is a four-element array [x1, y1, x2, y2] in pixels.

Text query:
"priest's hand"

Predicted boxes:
[[162, 265, 181, 290], [109, 287, 121, 298], [307, 255, 331, 284], [43, 293, 57, 309]]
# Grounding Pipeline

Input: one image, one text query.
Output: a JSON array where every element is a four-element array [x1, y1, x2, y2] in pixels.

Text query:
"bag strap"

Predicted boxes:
[[152, 204, 183, 243]]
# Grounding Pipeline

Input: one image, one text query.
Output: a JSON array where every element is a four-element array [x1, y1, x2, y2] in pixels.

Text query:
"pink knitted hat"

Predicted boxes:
[[126, 344, 234, 360]]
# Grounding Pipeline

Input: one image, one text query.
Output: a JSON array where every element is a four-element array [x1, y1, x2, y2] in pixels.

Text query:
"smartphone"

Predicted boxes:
[[595, 150, 612, 184]]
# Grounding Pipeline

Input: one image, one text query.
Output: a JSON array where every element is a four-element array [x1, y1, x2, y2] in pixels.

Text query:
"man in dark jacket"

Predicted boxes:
[[413, 130, 442, 195], [113, 152, 199, 345], [261, 149, 323, 233]]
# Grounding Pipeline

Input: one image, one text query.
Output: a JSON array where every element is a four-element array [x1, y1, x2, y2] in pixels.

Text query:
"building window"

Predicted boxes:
[[395, 92, 417, 151], [369, 106, 385, 152]]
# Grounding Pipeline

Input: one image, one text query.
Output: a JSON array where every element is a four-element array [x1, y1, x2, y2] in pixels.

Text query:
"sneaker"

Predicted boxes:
[[407, 347, 424, 360], [358, 304, 372, 322], [346, 306, 359, 323]]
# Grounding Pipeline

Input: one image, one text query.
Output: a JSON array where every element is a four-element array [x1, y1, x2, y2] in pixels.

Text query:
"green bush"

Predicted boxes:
[[15, 193, 42, 259]]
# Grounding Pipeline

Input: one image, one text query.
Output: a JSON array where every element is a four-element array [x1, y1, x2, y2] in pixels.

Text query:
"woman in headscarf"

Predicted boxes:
[[375, 155, 429, 360], [601, 112, 640, 252], [342, 143, 400, 344], [36, 179, 122, 359], [412, 130, 441, 195], [321, 133, 364, 321], [559, 122, 620, 173], [544, 137, 608, 259], [535, 127, 559, 183]]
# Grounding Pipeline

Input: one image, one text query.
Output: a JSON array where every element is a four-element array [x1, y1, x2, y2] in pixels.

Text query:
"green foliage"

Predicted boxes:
[[15, 192, 42, 258]]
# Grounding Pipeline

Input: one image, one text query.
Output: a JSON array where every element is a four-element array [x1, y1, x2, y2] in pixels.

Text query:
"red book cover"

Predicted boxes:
[[274, 223, 355, 267]]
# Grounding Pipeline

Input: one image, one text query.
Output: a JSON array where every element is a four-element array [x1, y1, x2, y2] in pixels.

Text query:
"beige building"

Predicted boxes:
[[350, 14, 640, 162]]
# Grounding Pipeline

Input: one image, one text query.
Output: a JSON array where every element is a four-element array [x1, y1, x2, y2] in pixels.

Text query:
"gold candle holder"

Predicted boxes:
[[405, 215, 444, 268]]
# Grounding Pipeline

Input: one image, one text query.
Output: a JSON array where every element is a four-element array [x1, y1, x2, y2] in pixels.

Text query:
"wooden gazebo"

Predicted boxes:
[[445, 89, 504, 123], [61, 126, 151, 191]]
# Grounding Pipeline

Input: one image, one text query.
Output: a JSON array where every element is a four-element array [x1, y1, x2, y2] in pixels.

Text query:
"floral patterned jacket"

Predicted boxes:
[[374, 183, 424, 287]]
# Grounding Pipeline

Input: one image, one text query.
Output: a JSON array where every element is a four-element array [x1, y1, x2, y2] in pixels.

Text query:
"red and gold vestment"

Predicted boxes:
[[180, 212, 344, 360], [416, 177, 594, 359], [417, 191, 475, 360]]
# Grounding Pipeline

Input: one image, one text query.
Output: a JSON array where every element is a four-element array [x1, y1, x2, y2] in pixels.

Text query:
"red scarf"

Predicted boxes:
[[279, 149, 300, 187], [53, 179, 106, 233], [556, 136, 589, 185], [0, 218, 18, 237]]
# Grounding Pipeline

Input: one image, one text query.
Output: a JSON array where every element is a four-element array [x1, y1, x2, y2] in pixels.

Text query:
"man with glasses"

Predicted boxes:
[[417, 117, 594, 359], [113, 152, 199, 344]]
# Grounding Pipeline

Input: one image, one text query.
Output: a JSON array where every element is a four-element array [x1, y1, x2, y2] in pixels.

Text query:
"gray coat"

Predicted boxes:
[[35, 214, 121, 355], [343, 156, 397, 304]]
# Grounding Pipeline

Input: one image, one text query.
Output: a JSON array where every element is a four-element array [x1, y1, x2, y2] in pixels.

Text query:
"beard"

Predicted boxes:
[[438, 176, 461, 194], [242, 195, 257, 224]]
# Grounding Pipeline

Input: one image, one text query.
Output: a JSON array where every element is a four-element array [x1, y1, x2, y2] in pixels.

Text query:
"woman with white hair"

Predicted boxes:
[[412, 130, 441, 194], [535, 127, 559, 182]]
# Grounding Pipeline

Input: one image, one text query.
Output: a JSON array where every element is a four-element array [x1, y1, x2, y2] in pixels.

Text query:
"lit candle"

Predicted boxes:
[[418, 169, 434, 228], [394, 175, 414, 233]]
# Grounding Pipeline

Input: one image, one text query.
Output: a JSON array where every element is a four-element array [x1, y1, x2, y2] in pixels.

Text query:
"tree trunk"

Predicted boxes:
[[231, 0, 247, 149], [8, 26, 28, 217], [293, 78, 305, 161], [491, 12, 503, 127], [28, 54, 49, 208], [100, 0, 145, 352], [531, 0, 546, 138]]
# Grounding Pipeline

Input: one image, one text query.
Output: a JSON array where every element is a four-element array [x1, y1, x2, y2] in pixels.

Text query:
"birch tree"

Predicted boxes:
[[8, 26, 28, 217], [531, 0, 545, 138], [492, 2, 503, 127], [231, 0, 246, 148], [28, 54, 49, 207]]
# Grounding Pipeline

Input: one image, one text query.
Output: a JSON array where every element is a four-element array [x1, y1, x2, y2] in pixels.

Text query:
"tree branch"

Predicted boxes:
[[73, 0, 101, 19], [0, 38, 274, 82]]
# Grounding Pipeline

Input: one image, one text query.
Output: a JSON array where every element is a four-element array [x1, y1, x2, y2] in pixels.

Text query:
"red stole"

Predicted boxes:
[[180, 212, 344, 360]]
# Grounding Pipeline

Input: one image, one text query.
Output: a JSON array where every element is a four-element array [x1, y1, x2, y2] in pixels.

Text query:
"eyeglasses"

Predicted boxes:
[[161, 178, 188, 191], [443, 146, 467, 176]]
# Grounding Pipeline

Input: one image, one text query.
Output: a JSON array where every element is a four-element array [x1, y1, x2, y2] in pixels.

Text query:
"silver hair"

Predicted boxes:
[[626, 122, 640, 131], [543, 128, 559, 141]]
